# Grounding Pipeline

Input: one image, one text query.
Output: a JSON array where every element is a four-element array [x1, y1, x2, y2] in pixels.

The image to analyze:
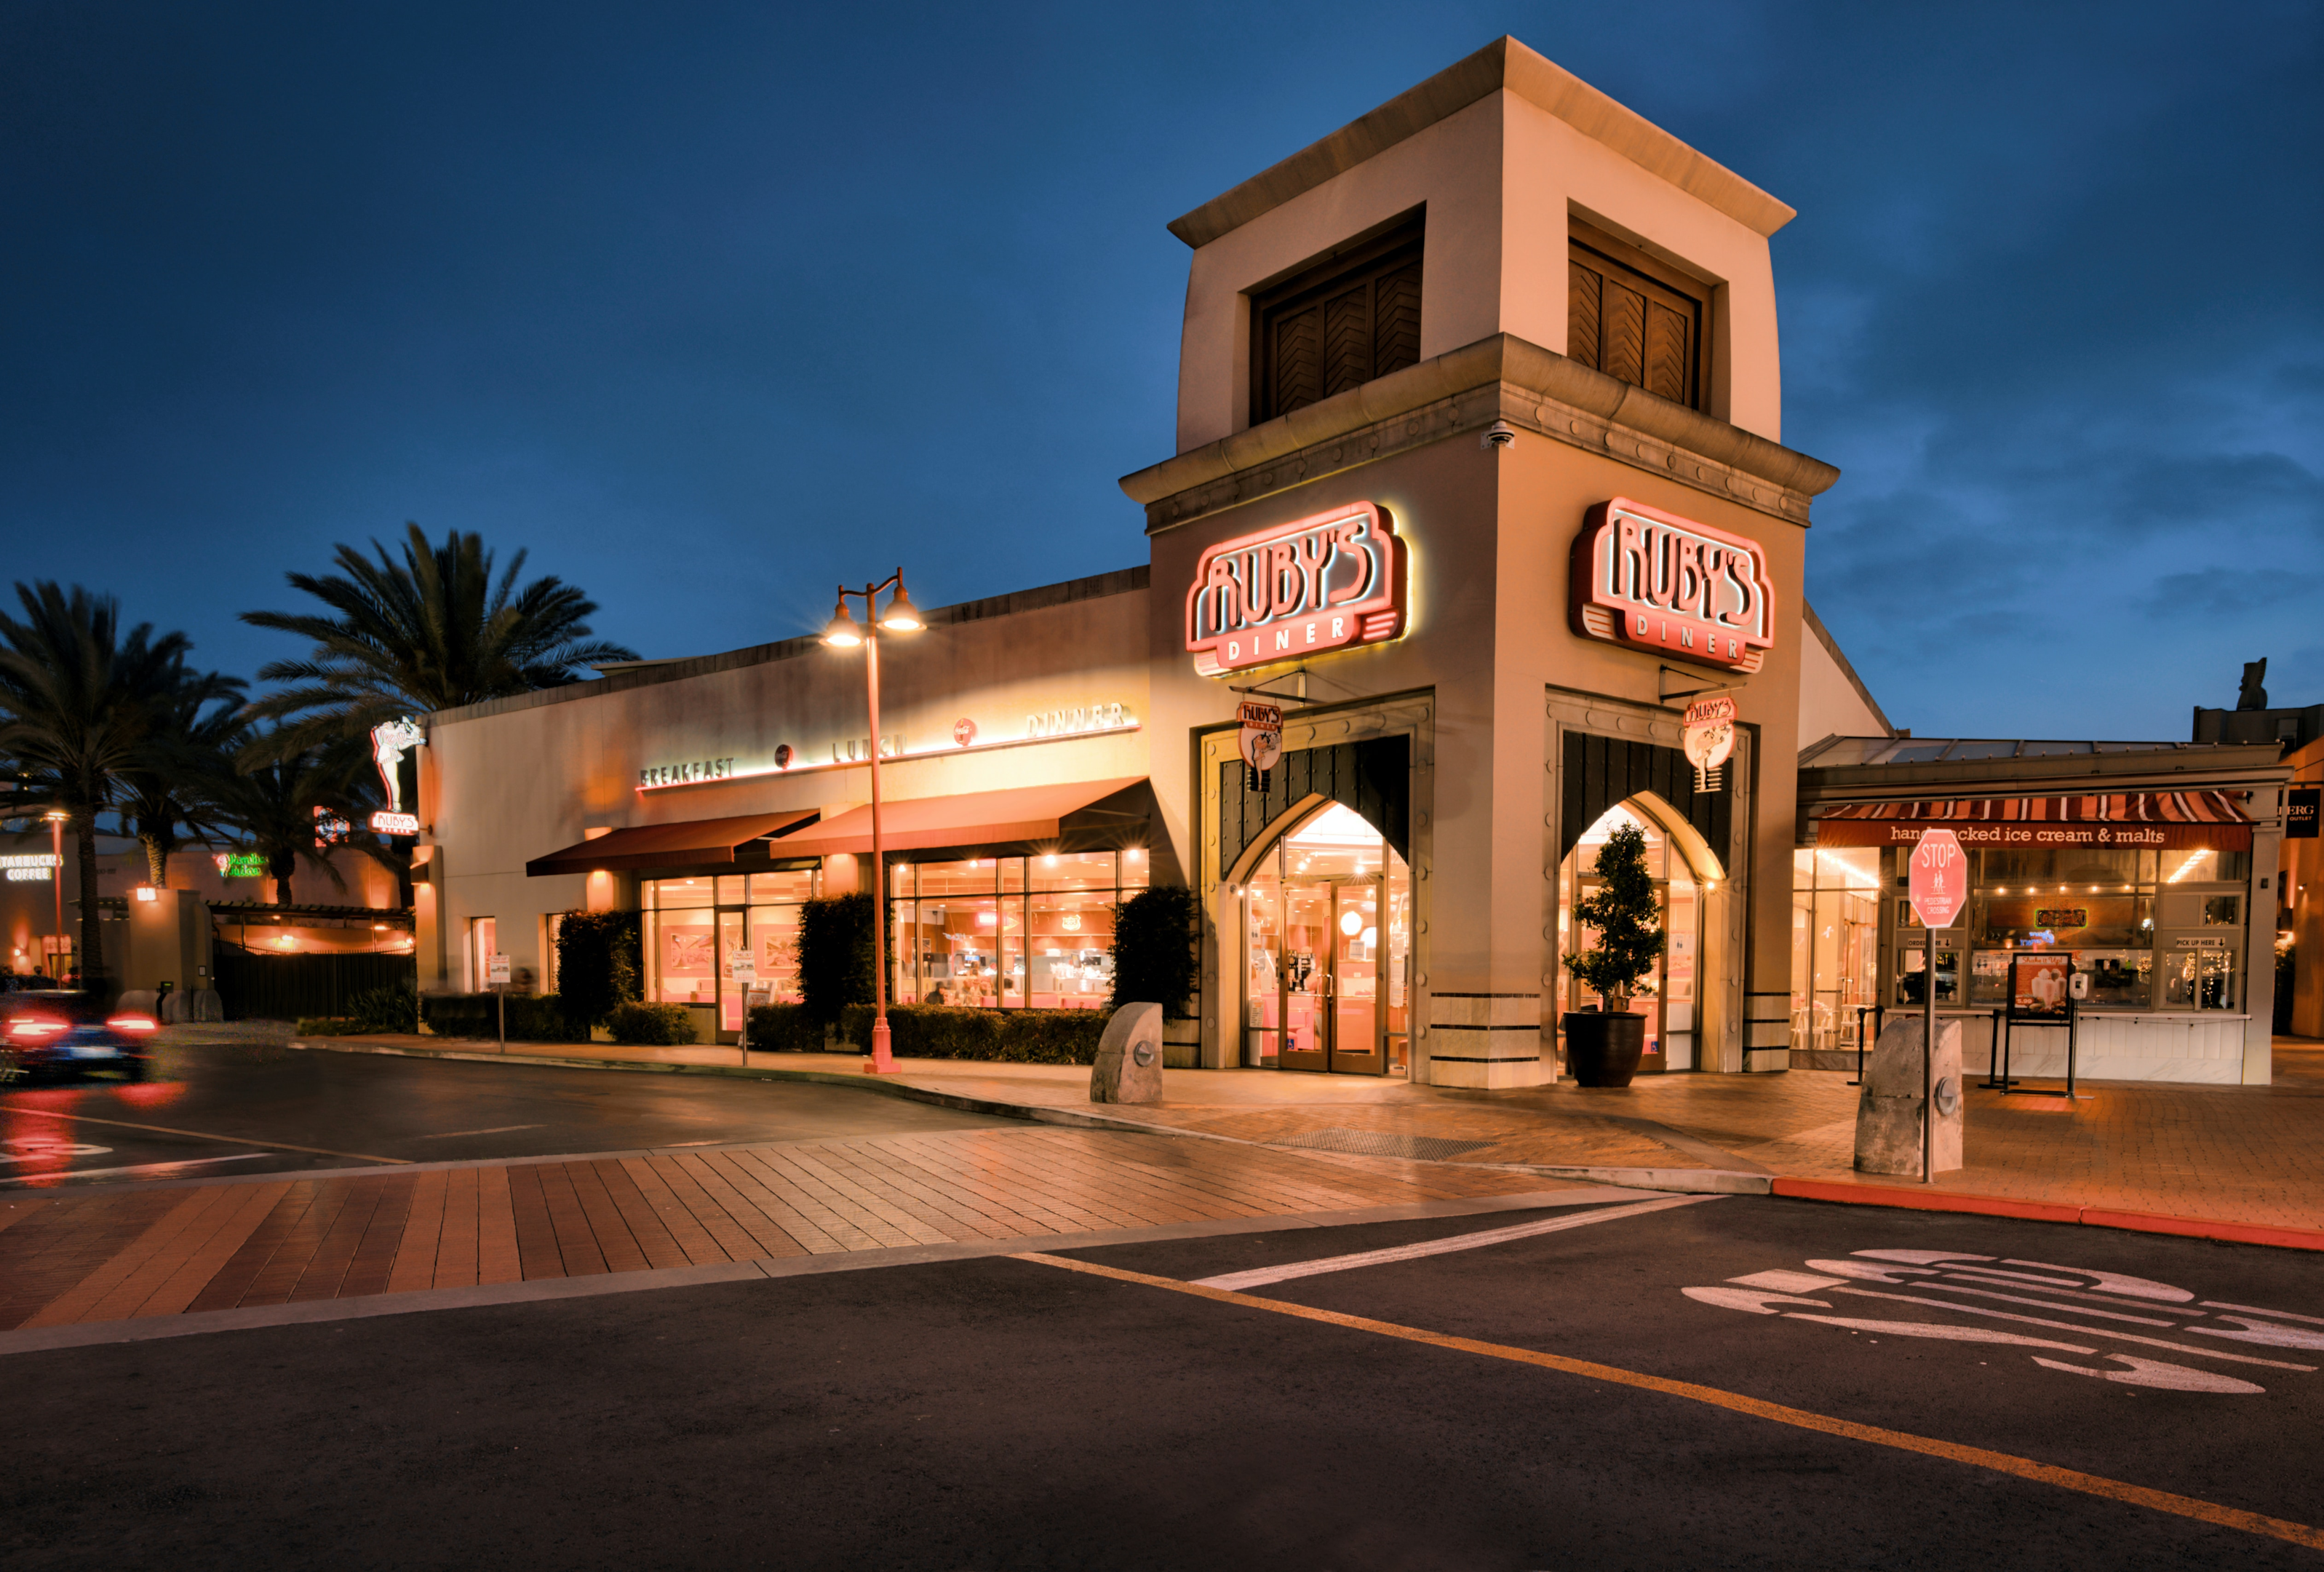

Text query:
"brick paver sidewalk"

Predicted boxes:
[[0, 1124, 1560, 1334], [266, 1031, 2324, 1236]]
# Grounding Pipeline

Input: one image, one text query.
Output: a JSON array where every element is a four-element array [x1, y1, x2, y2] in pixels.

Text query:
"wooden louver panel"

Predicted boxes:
[[1567, 223, 1710, 413], [1253, 220, 1424, 424], [1567, 262, 1602, 375], [1323, 287, 1372, 398], [1272, 306, 1324, 413], [1374, 261, 1421, 376]]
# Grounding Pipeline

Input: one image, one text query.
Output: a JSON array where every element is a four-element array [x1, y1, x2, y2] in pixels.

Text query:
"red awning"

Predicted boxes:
[[525, 810, 819, 876], [1815, 792, 2253, 850], [765, 777, 1150, 857]]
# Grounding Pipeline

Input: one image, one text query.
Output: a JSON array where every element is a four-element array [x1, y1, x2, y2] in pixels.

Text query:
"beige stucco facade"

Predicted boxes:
[[418, 36, 1850, 1087]]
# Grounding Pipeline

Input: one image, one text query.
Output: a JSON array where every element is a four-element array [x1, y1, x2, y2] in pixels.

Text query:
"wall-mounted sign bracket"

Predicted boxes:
[[1660, 663, 1749, 703], [1228, 666, 1310, 706]]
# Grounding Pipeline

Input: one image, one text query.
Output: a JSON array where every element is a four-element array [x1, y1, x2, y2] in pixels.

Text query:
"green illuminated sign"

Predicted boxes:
[[218, 852, 268, 879]]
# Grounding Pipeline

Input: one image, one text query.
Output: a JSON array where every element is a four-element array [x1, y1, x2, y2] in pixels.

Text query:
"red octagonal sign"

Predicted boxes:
[[1909, 827, 1968, 930]]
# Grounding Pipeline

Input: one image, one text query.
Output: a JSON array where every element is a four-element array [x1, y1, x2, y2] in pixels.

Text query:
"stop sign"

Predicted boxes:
[[1909, 828, 1967, 929]]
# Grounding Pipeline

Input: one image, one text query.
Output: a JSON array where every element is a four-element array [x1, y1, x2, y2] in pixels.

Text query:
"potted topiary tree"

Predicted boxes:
[[1560, 821, 1666, 1087]]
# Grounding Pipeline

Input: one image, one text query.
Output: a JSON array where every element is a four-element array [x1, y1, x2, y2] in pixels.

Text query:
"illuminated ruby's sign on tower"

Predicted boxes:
[[1185, 501, 1406, 677], [1569, 498, 1774, 672]]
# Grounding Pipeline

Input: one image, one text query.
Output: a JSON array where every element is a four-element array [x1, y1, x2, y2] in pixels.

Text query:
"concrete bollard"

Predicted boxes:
[[116, 989, 161, 1020], [191, 989, 223, 1022], [1091, 1001, 1165, 1104], [1854, 1014, 1963, 1177]]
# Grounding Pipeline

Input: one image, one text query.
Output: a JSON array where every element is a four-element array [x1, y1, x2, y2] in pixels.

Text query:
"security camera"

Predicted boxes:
[[1481, 420, 1516, 450]]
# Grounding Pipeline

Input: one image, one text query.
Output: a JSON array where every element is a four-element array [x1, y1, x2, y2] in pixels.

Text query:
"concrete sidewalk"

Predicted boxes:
[[261, 1028, 2324, 1238]]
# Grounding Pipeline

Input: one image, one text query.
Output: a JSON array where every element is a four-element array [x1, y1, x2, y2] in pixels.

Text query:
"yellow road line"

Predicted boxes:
[[0, 1105, 408, 1165], [1014, 1250, 2324, 1553]]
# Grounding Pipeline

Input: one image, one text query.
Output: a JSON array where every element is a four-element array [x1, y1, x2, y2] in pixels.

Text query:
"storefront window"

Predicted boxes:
[[642, 868, 820, 1024], [1790, 846, 1882, 1049], [1954, 846, 2248, 1013], [888, 852, 1144, 1011]]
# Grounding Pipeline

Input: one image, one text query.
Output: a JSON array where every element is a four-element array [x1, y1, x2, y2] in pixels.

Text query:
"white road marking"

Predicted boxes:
[[1690, 1247, 2321, 1397], [0, 1153, 272, 1184], [415, 1124, 544, 1140], [2205, 1300, 2324, 1326], [1826, 1285, 2315, 1371], [0, 1140, 111, 1163], [1193, 1194, 1719, 1291]]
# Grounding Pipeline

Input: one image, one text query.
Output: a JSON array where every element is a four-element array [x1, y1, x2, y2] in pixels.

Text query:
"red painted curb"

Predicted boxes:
[[1770, 1177, 2324, 1252], [1770, 1178, 2079, 1223], [2077, 1207, 2324, 1253]]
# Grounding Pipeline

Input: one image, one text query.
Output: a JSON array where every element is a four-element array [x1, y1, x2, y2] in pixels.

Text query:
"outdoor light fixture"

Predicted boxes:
[[878, 581, 923, 632], [821, 599, 863, 647], [134, 886, 158, 903], [824, 566, 926, 1075]]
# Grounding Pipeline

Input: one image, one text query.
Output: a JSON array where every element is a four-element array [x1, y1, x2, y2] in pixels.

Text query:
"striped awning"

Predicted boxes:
[[1815, 792, 2253, 850]]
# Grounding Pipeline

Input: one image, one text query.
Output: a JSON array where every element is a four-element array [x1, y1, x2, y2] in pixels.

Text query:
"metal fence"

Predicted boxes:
[[212, 942, 416, 1022]]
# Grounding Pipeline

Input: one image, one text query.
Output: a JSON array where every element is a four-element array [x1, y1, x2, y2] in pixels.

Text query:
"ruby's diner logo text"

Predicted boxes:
[[1569, 498, 1774, 672], [1185, 502, 1406, 678]]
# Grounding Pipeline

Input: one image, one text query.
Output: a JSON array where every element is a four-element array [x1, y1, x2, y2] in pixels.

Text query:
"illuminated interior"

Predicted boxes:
[[1241, 802, 1410, 1075]]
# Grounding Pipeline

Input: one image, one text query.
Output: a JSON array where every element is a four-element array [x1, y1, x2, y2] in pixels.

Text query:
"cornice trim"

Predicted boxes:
[[1122, 334, 1839, 534], [1167, 36, 1795, 249]]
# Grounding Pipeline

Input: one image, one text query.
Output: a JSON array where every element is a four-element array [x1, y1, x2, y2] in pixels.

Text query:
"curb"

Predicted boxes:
[[1769, 1177, 2324, 1253]]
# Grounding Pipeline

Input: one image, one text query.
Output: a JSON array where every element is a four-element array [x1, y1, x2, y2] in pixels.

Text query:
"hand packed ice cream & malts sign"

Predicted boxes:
[[1569, 498, 1774, 672], [1184, 501, 1406, 677]]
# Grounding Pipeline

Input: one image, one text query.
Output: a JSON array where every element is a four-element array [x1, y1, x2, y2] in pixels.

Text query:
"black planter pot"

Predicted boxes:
[[1563, 1009, 1646, 1087]]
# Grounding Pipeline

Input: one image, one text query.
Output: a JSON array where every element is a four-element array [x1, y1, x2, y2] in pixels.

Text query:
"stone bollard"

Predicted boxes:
[[1091, 1001, 1165, 1104], [191, 989, 224, 1022], [1854, 1014, 1963, 1176], [116, 989, 160, 1020]]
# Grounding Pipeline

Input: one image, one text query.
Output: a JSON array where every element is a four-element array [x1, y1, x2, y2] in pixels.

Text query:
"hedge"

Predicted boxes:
[[555, 909, 642, 1031], [1110, 885, 1201, 1017], [421, 993, 588, 1042], [608, 1001, 696, 1046], [746, 1001, 1111, 1063]]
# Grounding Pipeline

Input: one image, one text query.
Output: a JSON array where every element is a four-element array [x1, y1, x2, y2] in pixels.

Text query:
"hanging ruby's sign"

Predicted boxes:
[[1682, 693, 1737, 790], [1569, 498, 1774, 672], [1185, 501, 1406, 677]]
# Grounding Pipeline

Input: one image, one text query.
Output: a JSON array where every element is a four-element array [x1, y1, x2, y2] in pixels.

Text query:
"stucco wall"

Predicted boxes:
[[420, 579, 1153, 993], [1798, 606, 1891, 747]]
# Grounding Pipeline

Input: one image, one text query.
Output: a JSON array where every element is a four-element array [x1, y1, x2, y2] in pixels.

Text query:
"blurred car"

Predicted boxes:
[[0, 988, 156, 1081]]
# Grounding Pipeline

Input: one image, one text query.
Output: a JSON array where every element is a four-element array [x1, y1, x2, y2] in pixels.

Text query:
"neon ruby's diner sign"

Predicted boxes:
[[1185, 501, 1406, 677], [1569, 497, 1774, 672]]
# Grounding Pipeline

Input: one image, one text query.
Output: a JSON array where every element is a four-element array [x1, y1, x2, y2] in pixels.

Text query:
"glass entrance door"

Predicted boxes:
[[1241, 802, 1408, 1076], [1278, 880, 1330, 1071], [1329, 881, 1382, 1073]]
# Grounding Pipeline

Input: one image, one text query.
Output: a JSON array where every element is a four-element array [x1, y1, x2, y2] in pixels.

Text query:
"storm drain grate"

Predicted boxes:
[[1274, 1127, 1495, 1163]]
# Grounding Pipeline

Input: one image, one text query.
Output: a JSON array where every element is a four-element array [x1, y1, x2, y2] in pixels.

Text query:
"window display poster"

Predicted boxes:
[[2013, 953, 2070, 1015], [664, 926, 712, 977]]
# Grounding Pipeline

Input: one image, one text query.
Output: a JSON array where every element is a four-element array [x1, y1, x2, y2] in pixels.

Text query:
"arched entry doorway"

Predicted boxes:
[[1556, 797, 1725, 1074], [1235, 801, 1412, 1075]]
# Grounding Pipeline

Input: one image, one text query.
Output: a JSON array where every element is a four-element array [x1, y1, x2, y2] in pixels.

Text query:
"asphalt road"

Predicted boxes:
[[0, 1037, 1010, 1186], [7, 1196, 2319, 1569]]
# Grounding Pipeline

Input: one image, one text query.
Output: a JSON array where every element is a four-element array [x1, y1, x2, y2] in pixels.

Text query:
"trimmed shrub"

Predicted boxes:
[[349, 982, 419, 1033], [797, 892, 875, 1025], [745, 1001, 827, 1052], [421, 993, 587, 1042], [832, 1004, 1110, 1065], [555, 909, 642, 1031], [608, 1000, 696, 1045], [1110, 885, 1201, 1017], [296, 1016, 364, 1037]]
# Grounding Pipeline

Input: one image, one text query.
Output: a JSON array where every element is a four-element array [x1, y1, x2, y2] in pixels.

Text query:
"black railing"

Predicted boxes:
[[211, 942, 415, 1022]]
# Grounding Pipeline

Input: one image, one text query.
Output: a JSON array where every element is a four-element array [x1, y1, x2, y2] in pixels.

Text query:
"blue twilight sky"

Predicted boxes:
[[5, 1, 2319, 739]]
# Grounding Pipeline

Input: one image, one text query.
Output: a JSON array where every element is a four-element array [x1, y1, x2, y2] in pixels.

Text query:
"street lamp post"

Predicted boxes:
[[44, 810, 66, 980], [822, 569, 924, 1075]]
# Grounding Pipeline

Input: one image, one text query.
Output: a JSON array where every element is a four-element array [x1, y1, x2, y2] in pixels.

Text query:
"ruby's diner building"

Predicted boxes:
[[415, 39, 1890, 1087]]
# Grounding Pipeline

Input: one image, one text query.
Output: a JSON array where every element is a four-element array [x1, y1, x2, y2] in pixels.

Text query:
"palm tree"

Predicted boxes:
[[119, 659, 250, 886], [206, 731, 362, 907], [0, 583, 228, 985], [239, 523, 639, 754]]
